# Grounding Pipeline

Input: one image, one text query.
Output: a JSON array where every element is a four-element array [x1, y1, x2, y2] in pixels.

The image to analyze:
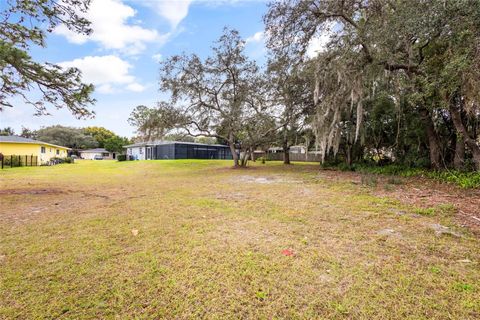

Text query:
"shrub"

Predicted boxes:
[[117, 154, 127, 161], [256, 156, 267, 164], [50, 157, 73, 164], [4, 155, 22, 167], [338, 162, 355, 171], [423, 170, 480, 189], [323, 162, 480, 189]]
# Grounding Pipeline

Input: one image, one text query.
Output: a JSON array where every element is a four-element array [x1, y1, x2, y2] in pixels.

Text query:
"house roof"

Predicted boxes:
[[79, 148, 109, 153], [123, 140, 229, 148], [0, 135, 70, 149]]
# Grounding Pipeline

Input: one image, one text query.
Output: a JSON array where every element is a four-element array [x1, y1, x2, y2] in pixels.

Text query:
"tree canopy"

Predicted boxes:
[[128, 1, 480, 171], [35, 125, 98, 149], [264, 0, 480, 170], [0, 0, 95, 117], [22, 125, 129, 152]]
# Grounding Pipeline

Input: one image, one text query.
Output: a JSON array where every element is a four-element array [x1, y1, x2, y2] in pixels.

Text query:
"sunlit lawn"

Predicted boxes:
[[0, 160, 479, 319]]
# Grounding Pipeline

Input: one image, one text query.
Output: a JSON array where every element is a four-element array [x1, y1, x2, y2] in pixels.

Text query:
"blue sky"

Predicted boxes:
[[2, 0, 272, 137]]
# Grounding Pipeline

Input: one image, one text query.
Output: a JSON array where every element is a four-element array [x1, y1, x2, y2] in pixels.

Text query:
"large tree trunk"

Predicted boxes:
[[345, 144, 352, 167], [283, 143, 290, 165], [454, 134, 466, 170], [240, 149, 250, 167], [228, 141, 239, 167], [420, 108, 442, 170], [282, 128, 291, 165], [450, 103, 480, 170]]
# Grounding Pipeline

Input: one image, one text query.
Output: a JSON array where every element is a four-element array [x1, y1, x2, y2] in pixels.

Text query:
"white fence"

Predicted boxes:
[[253, 152, 322, 162]]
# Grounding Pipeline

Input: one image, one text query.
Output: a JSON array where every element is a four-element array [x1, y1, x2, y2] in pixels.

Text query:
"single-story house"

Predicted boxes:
[[124, 141, 233, 160], [265, 145, 307, 154], [0, 135, 69, 165], [79, 148, 116, 160], [290, 145, 307, 154]]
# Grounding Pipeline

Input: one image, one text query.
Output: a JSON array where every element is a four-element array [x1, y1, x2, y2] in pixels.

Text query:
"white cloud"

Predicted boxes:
[[126, 83, 146, 92], [246, 31, 264, 44], [97, 84, 115, 94], [58, 55, 144, 94], [306, 28, 332, 58], [54, 0, 160, 55], [156, 0, 192, 29], [152, 53, 163, 62], [141, 0, 192, 29], [245, 30, 267, 61]]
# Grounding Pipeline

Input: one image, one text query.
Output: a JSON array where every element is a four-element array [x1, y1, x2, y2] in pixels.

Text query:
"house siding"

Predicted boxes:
[[127, 146, 145, 160], [80, 152, 115, 160], [0, 142, 68, 164], [126, 142, 232, 160]]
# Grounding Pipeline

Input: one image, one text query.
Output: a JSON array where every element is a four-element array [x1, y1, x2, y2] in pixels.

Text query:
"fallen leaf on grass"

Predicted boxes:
[[281, 249, 294, 256], [131, 229, 139, 236], [457, 259, 472, 263]]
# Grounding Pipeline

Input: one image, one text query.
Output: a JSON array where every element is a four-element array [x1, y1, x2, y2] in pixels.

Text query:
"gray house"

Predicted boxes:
[[124, 141, 232, 160]]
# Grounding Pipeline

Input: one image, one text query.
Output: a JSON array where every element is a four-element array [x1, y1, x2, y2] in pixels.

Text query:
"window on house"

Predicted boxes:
[[49, 148, 52, 152], [102, 153, 109, 157], [56, 149, 59, 155], [41, 146, 46, 153]]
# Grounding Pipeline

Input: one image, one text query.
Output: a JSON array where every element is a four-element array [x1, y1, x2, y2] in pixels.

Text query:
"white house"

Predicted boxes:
[[290, 145, 307, 154], [124, 142, 148, 160], [79, 148, 116, 160]]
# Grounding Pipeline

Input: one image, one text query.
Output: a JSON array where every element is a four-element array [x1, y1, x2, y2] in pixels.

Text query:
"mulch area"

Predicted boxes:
[[318, 169, 480, 236], [377, 177, 480, 235]]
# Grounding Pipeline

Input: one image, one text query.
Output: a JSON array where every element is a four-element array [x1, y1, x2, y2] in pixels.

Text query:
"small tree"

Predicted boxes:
[[157, 28, 273, 167], [104, 136, 130, 154], [267, 56, 314, 164], [128, 104, 175, 141], [0, 127, 15, 136], [84, 127, 116, 148], [20, 126, 37, 139]]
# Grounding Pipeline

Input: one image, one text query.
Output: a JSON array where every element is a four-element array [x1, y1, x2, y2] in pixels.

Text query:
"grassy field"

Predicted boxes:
[[0, 160, 479, 319]]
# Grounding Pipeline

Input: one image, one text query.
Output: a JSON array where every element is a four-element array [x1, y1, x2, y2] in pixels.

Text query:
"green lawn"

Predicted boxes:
[[0, 160, 479, 319]]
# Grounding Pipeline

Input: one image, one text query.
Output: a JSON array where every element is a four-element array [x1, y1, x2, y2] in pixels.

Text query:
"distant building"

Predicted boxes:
[[124, 141, 232, 160], [289, 145, 307, 154], [0, 135, 69, 164], [79, 148, 116, 160]]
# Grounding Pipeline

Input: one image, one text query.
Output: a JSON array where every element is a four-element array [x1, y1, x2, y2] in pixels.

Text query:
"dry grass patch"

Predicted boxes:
[[0, 160, 479, 319]]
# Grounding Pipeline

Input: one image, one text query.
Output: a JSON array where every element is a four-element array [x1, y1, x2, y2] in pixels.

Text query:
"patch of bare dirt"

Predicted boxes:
[[208, 219, 281, 248], [234, 175, 301, 184], [215, 192, 248, 201], [0, 188, 65, 195], [0, 187, 124, 225], [428, 223, 463, 237]]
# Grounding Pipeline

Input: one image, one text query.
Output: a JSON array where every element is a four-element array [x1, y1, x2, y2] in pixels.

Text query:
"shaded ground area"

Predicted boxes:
[[318, 169, 480, 235], [378, 177, 480, 234], [0, 160, 479, 319]]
